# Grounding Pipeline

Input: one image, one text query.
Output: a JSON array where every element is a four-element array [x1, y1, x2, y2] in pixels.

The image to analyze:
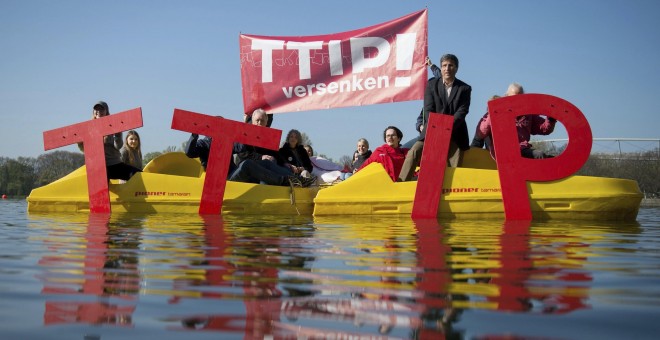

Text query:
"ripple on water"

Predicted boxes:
[[0, 200, 658, 338]]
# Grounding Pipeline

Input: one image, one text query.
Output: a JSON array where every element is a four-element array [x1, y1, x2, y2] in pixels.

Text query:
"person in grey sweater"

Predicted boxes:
[[78, 101, 142, 181]]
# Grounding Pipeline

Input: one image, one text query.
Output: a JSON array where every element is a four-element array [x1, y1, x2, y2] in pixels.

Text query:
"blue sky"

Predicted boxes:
[[1, 0, 659, 160]]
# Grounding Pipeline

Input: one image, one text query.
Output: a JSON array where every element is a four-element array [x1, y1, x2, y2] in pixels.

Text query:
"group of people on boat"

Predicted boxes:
[[397, 54, 556, 182], [78, 101, 144, 181], [302, 54, 557, 184], [184, 109, 318, 188], [84, 53, 556, 187]]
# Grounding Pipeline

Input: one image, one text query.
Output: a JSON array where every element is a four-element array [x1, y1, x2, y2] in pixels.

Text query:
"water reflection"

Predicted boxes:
[[165, 214, 318, 338], [28, 212, 642, 338], [445, 218, 643, 320], [36, 213, 141, 326]]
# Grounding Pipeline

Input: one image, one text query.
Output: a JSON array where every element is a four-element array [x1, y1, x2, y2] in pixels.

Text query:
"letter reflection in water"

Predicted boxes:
[[33, 213, 596, 337], [491, 221, 591, 314], [166, 215, 246, 333], [166, 216, 315, 338], [40, 213, 139, 326], [413, 219, 457, 338], [444, 220, 592, 318]]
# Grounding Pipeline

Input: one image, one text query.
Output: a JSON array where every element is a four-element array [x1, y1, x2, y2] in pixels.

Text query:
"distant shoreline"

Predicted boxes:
[[8, 197, 660, 207], [641, 198, 660, 207]]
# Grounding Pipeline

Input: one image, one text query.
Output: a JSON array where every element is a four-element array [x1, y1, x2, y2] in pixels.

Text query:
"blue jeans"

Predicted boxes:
[[258, 159, 293, 177], [229, 159, 285, 186]]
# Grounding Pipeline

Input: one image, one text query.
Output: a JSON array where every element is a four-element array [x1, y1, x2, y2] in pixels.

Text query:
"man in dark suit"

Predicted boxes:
[[399, 54, 472, 181]]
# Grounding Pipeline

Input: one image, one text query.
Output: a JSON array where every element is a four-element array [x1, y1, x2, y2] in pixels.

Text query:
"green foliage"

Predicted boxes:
[[339, 155, 353, 168], [34, 151, 85, 187], [0, 157, 36, 196], [143, 151, 163, 165], [578, 149, 660, 197], [532, 140, 565, 155], [0, 151, 84, 196], [300, 132, 312, 147], [143, 146, 179, 166]]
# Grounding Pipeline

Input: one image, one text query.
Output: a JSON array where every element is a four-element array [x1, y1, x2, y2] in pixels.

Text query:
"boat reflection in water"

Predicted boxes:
[[36, 213, 140, 326], [29, 213, 640, 338]]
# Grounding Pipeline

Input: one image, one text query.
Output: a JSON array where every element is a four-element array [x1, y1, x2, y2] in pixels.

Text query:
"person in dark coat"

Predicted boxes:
[[399, 54, 472, 181], [279, 129, 314, 179]]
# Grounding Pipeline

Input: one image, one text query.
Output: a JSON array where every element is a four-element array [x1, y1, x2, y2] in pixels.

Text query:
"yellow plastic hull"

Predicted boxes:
[[313, 162, 643, 221], [27, 150, 643, 220], [27, 152, 317, 215]]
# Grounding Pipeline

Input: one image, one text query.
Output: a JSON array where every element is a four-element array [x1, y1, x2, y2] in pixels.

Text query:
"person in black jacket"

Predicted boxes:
[[399, 54, 472, 181], [279, 129, 315, 179]]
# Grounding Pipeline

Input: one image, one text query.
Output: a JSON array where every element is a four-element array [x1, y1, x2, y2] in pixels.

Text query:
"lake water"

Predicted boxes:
[[1, 199, 659, 340]]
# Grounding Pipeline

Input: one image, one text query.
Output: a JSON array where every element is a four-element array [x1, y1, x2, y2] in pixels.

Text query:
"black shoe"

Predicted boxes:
[[298, 175, 317, 187], [287, 176, 303, 187], [470, 137, 484, 148]]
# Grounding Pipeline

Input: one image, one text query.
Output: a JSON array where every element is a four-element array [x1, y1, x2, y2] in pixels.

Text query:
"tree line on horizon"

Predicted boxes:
[[2, 147, 658, 198]]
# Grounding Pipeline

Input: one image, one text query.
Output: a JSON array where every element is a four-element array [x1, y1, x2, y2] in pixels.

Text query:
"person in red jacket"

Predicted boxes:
[[356, 126, 409, 182], [475, 83, 557, 159]]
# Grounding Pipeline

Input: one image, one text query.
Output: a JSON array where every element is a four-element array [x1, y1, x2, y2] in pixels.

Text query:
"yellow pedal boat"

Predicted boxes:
[[314, 148, 643, 220], [27, 152, 319, 215], [27, 149, 642, 220]]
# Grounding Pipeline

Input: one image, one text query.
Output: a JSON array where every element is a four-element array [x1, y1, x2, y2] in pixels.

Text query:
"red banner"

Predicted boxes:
[[240, 9, 428, 114]]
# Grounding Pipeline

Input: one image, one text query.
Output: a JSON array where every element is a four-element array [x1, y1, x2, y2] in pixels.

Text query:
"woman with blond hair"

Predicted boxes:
[[120, 130, 143, 170]]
